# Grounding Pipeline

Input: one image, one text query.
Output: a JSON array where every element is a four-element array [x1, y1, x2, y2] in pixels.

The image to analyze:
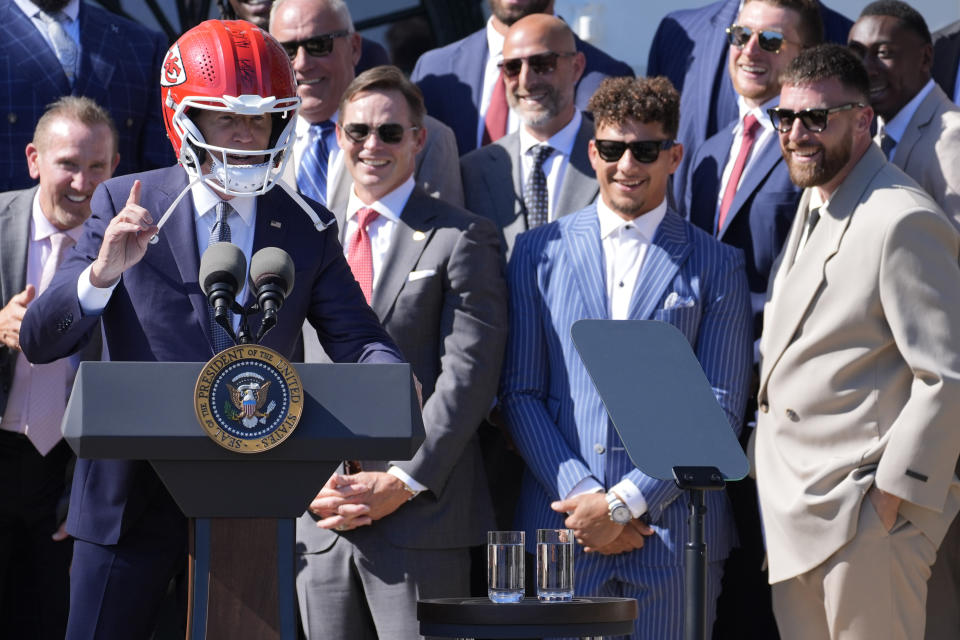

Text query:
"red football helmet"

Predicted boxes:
[[160, 20, 300, 196]]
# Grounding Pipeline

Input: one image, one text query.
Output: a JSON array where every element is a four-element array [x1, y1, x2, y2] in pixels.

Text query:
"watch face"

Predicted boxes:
[[611, 504, 632, 524]]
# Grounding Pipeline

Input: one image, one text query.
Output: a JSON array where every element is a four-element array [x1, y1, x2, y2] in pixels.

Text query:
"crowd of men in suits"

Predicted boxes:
[[3, 0, 960, 638]]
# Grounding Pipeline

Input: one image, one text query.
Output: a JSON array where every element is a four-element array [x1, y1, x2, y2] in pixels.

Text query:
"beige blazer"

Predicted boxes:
[[880, 83, 960, 226], [755, 144, 960, 583]]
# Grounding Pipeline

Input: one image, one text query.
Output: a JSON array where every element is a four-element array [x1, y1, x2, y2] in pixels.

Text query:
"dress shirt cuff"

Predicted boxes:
[[611, 479, 649, 519], [388, 466, 425, 496], [77, 264, 117, 315], [565, 477, 604, 500]]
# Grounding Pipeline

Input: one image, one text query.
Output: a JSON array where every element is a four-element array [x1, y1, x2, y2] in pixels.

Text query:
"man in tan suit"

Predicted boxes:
[[848, 4, 960, 638], [755, 43, 960, 640]]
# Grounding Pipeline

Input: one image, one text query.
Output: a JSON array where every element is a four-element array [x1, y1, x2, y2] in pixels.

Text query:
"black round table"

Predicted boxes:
[[417, 596, 637, 639]]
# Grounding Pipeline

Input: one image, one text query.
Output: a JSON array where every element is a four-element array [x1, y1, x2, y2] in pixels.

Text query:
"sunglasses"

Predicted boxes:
[[280, 31, 351, 60], [593, 139, 676, 163], [767, 103, 865, 133], [725, 24, 789, 53], [340, 122, 420, 145], [498, 51, 577, 78]]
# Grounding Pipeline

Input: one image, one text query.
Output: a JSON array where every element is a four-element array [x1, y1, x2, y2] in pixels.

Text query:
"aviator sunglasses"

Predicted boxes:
[[725, 24, 789, 53], [498, 51, 577, 78], [593, 139, 676, 163], [281, 30, 351, 59], [340, 122, 420, 145], [767, 103, 865, 133]]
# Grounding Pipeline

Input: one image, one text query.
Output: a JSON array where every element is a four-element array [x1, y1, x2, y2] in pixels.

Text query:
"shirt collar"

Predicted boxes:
[[190, 176, 256, 227], [879, 78, 935, 144], [346, 176, 415, 224], [296, 110, 339, 139], [17, 0, 79, 21], [30, 191, 83, 243], [597, 194, 667, 241], [519, 110, 583, 158], [736, 94, 778, 133], [486, 17, 505, 61]]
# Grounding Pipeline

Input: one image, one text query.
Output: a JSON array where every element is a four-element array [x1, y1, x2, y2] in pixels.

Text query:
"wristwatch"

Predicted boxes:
[[606, 491, 632, 524]]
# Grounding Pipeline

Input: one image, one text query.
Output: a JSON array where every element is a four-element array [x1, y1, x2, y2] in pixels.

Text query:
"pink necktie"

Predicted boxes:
[[24, 232, 75, 455], [347, 208, 380, 304], [482, 70, 508, 146], [717, 114, 761, 233]]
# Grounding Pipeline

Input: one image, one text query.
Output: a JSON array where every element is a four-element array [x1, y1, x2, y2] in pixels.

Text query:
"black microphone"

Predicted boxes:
[[250, 247, 295, 341], [199, 242, 247, 342]]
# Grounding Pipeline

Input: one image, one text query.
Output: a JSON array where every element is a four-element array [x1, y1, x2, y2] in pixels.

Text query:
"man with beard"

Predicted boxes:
[[0, 0, 172, 191], [461, 14, 598, 258], [411, 0, 632, 155], [755, 43, 960, 640]]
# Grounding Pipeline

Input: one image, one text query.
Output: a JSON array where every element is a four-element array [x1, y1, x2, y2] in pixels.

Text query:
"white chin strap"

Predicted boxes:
[[148, 176, 333, 246], [208, 154, 272, 195]]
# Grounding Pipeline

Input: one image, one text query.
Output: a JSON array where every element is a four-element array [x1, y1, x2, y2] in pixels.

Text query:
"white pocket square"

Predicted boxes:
[[407, 269, 436, 282], [663, 292, 695, 309]]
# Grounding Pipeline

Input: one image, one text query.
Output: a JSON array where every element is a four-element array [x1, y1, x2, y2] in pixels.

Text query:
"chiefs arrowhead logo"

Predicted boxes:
[[161, 44, 186, 87]]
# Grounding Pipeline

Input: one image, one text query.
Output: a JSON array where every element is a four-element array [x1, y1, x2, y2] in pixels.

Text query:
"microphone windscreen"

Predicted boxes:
[[199, 242, 247, 295], [250, 247, 295, 297]]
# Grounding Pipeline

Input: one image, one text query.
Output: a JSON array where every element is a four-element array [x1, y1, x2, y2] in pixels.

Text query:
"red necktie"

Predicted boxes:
[[347, 207, 380, 303], [717, 114, 761, 233], [482, 70, 508, 146]]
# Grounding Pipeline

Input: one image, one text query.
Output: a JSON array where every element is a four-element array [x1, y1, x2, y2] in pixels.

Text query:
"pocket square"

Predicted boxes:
[[663, 292, 695, 309], [407, 269, 436, 282]]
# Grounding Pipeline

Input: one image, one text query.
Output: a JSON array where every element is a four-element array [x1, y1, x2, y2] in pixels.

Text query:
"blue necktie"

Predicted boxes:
[[524, 144, 554, 229], [208, 201, 235, 353], [298, 121, 336, 206]]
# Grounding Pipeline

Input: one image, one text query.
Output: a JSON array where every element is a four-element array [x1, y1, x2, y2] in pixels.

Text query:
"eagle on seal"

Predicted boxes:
[[228, 382, 271, 428]]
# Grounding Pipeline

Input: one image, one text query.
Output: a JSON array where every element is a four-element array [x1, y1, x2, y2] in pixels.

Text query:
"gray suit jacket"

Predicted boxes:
[[0, 187, 101, 419], [283, 114, 464, 211], [460, 115, 598, 259], [754, 145, 960, 583], [879, 84, 960, 226], [298, 187, 506, 551]]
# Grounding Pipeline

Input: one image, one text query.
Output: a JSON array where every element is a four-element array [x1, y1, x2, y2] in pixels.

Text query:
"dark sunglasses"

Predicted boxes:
[[725, 24, 789, 53], [340, 122, 420, 145], [593, 139, 676, 163], [498, 51, 576, 78], [281, 30, 351, 60], [767, 103, 865, 133]]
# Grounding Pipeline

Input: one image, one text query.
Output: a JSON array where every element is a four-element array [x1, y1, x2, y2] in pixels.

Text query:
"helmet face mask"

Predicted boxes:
[[161, 20, 300, 196]]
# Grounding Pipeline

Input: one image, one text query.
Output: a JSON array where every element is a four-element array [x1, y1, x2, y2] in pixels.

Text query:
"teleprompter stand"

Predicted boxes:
[[62, 361, 423, 640], [571, 320, 749, 640]]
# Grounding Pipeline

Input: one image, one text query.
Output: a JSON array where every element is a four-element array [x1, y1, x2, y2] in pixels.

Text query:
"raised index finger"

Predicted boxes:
[[126, 179, 141, 208]]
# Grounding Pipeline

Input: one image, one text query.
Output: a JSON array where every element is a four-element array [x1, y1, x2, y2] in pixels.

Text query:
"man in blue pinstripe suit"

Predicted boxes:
[[500, 76, 752, 639]]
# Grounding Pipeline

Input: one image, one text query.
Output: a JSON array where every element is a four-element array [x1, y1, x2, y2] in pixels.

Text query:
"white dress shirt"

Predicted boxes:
[[878, 78, 936, 159], [343, 176, 425, 494], [716, 95, 778, 213], [1, 196, 84, 433], [476, 17, 519, 148], [79, 173, 257, 333], [518, 110, 583, 222], [562, 197, 668, 518]]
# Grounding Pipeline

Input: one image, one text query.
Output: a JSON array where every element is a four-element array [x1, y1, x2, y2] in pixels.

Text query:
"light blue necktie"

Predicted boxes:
[[38, 10, 77, 86], [297, 121, 336, 207]]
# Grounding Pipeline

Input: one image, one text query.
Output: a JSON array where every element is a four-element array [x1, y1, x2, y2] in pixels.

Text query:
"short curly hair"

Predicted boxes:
[[587, 76, 680, 139]]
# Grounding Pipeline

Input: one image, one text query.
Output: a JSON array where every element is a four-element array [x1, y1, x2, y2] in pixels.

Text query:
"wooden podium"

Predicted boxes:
[[63, 361, 424, 640]]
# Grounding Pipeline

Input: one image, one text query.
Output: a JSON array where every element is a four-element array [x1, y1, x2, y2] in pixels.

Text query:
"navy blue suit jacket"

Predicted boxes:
[[686, 123, 801, 356], [20, 166, 403, 545], [647, 0, 852, 214], [411, 28, 633, 155], [0, 0, 173, 191]]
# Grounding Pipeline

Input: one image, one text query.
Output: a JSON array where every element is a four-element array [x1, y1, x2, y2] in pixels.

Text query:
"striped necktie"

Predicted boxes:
[[524, 144, 554, 229], [208, 201, 235, 353], [298, 120, 336, 206]]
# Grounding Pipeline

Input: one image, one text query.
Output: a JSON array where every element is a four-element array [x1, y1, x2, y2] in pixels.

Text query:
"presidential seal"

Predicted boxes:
[[194, 345, 304, 453]]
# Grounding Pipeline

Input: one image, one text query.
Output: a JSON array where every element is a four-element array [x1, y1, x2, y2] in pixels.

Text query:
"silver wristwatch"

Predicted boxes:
[[606, 491, 632, 524]]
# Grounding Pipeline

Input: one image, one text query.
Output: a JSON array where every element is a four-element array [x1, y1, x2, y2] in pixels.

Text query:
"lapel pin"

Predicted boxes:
[[270, 220, 282, 229], [412, 230, 426, 241]]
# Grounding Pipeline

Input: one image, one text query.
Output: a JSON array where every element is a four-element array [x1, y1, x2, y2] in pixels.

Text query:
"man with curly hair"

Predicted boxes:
[[500, 75, 752, 639]]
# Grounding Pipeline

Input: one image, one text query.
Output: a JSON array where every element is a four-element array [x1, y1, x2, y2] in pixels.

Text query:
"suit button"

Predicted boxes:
[[785, 409, 799, 422], [759, 402, 769, 413], [7, 113, 16, 124], [594, 443, 606, 454]]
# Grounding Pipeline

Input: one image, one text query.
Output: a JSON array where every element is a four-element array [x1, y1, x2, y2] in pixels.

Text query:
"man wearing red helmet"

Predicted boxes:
[[18, 19, 404, 640]]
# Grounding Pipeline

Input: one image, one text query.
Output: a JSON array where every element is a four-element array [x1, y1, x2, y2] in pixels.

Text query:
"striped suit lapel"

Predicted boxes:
[[562, 207, 607, 320], [628, 210, 690, 320]]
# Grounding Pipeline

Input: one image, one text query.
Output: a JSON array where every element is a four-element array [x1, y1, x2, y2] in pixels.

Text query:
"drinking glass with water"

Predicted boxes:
[[536, 528, 574, 601], [487, 530, 525, 603]]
